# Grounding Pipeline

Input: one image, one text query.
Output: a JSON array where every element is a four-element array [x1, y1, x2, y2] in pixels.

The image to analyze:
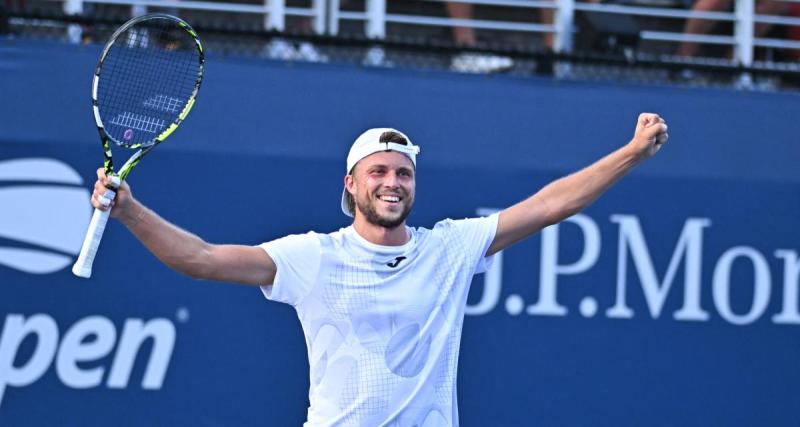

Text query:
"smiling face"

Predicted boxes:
[[345, 151, 416, 229]]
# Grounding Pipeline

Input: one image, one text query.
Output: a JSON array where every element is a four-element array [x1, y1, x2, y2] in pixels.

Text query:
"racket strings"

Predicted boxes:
[[97, 17, 200, 148]]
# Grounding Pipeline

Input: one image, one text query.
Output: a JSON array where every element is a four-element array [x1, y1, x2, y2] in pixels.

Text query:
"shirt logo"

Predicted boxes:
[[386, 256, 407, 268]]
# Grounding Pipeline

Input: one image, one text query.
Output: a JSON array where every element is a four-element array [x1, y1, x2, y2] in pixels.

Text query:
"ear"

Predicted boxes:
[[344, 174, 356, 196]]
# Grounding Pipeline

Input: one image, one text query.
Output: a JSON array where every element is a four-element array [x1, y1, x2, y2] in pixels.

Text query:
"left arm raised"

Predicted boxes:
[[487, 113, 669, 256]]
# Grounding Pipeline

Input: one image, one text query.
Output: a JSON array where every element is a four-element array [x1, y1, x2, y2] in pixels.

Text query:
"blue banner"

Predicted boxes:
[[1, 39, 799, 426]]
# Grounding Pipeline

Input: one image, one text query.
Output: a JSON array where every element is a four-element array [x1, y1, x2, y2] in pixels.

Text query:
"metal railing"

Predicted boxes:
[[43, 0, 800, 66]]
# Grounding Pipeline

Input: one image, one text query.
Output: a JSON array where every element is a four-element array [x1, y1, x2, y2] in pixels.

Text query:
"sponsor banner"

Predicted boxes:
[[0, 41, 798, 426], [1, 152, 797, 426]]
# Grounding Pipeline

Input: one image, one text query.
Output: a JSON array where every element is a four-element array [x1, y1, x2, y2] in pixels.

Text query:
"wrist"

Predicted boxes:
[[120, 200, 147, 228], [625, 138, 650, 162]]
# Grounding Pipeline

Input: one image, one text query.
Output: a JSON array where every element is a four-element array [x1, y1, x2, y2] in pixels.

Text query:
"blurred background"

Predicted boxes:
[[1, 0, 799, 425], [2, 0, 800, 86]]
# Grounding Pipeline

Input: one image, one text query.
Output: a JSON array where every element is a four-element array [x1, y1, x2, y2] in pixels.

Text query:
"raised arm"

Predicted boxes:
[[487, 113, 668, 256], [91, 169, 276, 286]]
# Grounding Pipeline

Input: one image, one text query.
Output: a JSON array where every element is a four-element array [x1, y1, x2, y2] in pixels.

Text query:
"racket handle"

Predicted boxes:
[[72, 188, 116, 278]]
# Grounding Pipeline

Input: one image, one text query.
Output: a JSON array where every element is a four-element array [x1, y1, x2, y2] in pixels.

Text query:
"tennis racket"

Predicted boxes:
[[72, 13, 204, 278]]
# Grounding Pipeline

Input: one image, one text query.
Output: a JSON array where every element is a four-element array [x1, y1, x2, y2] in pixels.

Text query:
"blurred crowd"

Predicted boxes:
[[2, 0, 799, 76]]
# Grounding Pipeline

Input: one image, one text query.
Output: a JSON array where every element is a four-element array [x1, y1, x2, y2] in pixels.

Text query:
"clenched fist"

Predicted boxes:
[[630, 113, 669, 159]]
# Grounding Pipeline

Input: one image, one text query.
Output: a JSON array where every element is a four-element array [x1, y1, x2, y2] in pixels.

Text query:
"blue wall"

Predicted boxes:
[[1, 39, 799, 426]]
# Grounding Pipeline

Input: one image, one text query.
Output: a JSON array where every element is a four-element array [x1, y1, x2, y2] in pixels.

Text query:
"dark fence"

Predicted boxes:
[[3, 4, 800, 90]]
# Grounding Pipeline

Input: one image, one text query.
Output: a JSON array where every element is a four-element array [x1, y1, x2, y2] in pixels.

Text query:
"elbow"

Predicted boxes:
[[164, 244, 215, 280], [188, 246, 216, 280], [536, 181, 577, 226], [542, 201, 584, 227], [180, 264, 209, 281]]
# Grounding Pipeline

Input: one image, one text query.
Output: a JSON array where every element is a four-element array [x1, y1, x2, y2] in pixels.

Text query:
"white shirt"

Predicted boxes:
[[260, 214, 498, 427]]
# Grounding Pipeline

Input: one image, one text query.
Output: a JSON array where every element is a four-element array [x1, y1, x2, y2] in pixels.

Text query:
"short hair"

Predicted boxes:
[[345, 131, 410, 215], [379, 130, 409, 146]]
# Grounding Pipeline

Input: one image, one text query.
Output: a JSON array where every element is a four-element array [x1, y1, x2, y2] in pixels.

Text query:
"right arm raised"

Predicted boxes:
[[92, 169, 275, 286]]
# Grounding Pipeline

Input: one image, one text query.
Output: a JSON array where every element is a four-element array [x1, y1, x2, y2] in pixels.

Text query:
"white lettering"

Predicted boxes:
[[0, 314, 59, 407], [56, 316, 117, 389], [712, 246, 771, 325], [467, 208, 503, 316], [0, 313, 177, 408], [528, 214, 600, 316], [464, 207, 797, 326], [606, 216, 711, 321], [772, 250, 800, 324], [107, 319, 176, 389], [466, 251, 504, 316]]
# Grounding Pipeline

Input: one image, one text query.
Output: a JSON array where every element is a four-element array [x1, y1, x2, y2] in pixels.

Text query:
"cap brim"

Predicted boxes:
[[341, 187, 353, 217]]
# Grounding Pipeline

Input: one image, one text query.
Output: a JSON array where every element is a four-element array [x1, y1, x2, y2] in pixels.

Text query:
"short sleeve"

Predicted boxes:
[[258, 232, 321, 306], [435, 213, 499, 274]]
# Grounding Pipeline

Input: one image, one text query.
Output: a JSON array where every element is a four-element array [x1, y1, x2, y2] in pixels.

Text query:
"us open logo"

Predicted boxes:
[[0, 158, 91, 274]]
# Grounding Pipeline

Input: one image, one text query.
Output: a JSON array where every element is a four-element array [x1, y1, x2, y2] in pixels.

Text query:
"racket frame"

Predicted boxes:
[[73, 13, 204, 278]]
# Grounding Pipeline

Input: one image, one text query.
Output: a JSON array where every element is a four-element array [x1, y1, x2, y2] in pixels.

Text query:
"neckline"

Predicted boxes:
[[346, 225, 416, 253]]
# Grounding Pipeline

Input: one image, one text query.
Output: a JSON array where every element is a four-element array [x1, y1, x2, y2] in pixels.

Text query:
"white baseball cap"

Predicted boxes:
[[341, 128, 421, 217]]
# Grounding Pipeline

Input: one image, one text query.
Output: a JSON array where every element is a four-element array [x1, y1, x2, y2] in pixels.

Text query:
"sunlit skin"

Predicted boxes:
[[86, 113, 668, 287], [344, 151, 416, 246]]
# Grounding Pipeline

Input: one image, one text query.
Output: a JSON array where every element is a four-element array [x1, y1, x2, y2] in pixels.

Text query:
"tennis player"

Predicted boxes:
[[90, 113, 668, 426]]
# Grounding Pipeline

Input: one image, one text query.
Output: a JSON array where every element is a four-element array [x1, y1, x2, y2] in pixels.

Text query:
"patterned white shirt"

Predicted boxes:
[[260, 214, 498, 427]]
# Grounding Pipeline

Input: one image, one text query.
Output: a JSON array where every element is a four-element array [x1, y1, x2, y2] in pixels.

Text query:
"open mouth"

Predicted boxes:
[[377, 194, 402, 204]]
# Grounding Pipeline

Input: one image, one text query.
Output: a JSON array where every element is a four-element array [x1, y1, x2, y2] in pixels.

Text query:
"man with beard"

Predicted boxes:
[[89, 113, 668, 426]]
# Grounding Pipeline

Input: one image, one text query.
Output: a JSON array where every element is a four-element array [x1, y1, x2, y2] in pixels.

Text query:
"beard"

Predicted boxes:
[[355, 192, 414, 229]]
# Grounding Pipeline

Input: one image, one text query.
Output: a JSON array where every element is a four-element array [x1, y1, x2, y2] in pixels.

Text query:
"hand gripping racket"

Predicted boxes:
[[72, 14, 204, 278]]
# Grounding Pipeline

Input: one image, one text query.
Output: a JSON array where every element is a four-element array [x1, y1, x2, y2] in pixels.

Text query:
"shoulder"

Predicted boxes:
[[424, 215, 499, 250], [321, 226, 354, 247], [260, 230, 324, 257], [431, 215, 498, 233], [269, 227, 349, 246]]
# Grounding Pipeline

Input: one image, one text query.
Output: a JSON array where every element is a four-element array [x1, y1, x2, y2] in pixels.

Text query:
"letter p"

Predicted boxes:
[[528, 214, 601, 315], [0, 314, 59, 407]]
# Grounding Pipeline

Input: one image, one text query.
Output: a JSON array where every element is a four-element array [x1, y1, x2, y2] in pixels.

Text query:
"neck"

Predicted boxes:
[[352, 216, 409, 246]]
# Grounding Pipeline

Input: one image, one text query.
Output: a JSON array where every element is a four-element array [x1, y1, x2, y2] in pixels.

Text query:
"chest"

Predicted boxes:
[[320, 245, 466, 323]]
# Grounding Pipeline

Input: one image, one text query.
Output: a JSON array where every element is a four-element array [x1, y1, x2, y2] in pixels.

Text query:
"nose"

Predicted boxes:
[[382, 170, 400, 188]]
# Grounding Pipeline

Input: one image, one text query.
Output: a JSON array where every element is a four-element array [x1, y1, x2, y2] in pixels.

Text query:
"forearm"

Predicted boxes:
[[537, 142, 644, 224], [117, 199, 214, 279], [490, 113, 667, 256]]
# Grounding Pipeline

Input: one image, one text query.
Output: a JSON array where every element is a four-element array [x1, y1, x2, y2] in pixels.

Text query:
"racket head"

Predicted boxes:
[[92, 14, 204, 170]]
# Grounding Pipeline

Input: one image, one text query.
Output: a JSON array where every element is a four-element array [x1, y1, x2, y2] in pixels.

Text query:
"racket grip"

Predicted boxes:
[[72, 189, 116, 278]]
